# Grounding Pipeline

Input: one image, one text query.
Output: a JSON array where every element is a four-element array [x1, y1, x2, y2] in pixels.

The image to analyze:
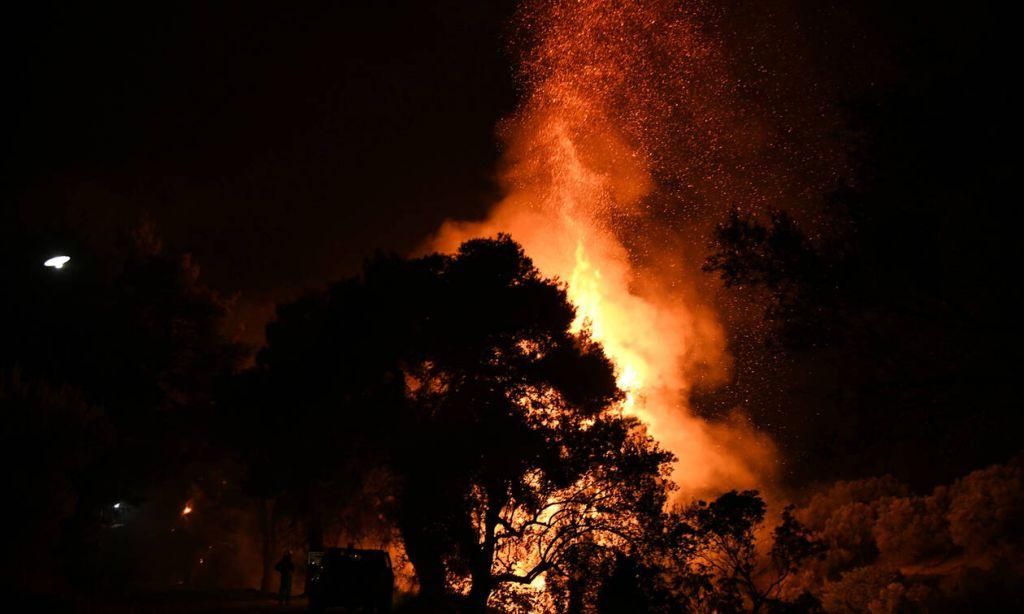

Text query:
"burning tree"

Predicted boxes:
[[672, 491, 825, 613], [383, 235, 674, 610], [256, 235, 673, 610]]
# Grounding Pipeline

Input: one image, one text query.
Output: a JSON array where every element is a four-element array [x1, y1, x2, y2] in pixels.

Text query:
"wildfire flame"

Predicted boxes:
[[431, 0, 779, 497]]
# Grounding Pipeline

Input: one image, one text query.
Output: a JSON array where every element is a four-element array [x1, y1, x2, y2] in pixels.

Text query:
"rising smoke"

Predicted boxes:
[[427, 0, 846, 495]]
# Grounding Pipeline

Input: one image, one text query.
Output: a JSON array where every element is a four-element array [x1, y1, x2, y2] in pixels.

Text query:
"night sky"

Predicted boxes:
[[3, 1, 1017, 488], [5, 2, 517, 312], [3, 1, 1001, 298]]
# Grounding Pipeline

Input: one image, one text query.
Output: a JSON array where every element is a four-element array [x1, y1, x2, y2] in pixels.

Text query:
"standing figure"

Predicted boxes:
[[275, 551, 295, 605]]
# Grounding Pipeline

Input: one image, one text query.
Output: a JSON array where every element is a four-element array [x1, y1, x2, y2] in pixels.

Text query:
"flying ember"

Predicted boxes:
[[432, 0, 777, 496]]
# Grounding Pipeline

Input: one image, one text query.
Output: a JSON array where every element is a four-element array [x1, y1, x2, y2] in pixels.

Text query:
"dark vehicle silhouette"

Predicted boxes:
[[307, 547, 394, 612]]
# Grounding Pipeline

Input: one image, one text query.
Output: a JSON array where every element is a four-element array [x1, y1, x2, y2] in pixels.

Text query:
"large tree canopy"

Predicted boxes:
[[255, 235, 674, 609]]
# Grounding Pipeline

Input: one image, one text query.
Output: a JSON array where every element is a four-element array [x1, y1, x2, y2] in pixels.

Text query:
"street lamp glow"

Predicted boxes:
[[44, 255, 71, 269]]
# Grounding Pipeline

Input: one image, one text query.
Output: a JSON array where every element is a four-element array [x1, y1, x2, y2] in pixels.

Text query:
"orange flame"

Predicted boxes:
[[431, 0, 778, 497]]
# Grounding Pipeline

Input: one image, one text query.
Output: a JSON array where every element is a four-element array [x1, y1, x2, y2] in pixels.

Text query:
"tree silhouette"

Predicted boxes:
[[0, 222, 243, 594], [701, 66, 1023, 488], [384, 236, 673, 610], [703, 210, 837, 350], [224, 271, 408, 590], [679, 491, 824, 613], [252, 235, 673, 609]]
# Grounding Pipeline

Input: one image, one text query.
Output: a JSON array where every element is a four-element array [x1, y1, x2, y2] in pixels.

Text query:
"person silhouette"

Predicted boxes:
[[275, 551, 295, 605]]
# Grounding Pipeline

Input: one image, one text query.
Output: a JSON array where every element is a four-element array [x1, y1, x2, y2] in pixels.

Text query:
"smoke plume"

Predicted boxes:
[[429, 0, 808, 495]]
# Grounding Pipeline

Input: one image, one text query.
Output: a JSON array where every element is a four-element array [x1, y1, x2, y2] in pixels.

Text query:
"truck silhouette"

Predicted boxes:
[[307, 547, 394, 612]]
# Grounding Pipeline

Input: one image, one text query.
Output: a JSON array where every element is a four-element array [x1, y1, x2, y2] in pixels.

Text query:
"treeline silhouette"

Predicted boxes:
[[2, 225, 826, 611], [3, 220, 1022, 611], [223, 234, 828, 611]]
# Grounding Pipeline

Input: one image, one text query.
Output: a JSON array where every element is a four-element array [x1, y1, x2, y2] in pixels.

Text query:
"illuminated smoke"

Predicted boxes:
[[430, 0, 785, 496]]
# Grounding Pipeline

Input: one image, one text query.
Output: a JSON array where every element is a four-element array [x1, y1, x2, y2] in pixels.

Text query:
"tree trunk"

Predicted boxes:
[[398, 518, 447, 601], [468, 500, 501, 613], [468, 570, 492, 612], [566, 573, 586, 614], [260, 498, 278, 593]]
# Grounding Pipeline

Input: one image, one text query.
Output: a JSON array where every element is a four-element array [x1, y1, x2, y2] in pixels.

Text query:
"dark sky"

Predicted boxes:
[[2, 1, 1018, 487], [5, 2, 518, 308], [4, 0, 1002, 307]]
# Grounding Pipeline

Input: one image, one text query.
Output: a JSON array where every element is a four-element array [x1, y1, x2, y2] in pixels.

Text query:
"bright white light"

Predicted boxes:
[[113, 502, 121, 509], [44, 255, 71, 269]]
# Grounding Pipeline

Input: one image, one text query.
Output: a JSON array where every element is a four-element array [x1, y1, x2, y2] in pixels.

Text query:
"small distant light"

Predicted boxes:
[[113, 502, 121, 509], [44, 255, 71, 269], [182, 504, 193, 516]]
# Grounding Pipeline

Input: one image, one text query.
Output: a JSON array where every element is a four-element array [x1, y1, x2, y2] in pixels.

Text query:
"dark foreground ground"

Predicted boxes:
[[16, 590, 310, 613], [15, 589, 442, 613]]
